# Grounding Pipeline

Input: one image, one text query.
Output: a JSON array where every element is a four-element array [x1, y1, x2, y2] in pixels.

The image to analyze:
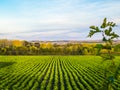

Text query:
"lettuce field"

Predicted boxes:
[[0, 56, 120, 90]]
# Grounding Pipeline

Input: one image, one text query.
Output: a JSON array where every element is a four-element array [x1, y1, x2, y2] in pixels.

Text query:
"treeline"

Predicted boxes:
[[0, 39, 120, 55]]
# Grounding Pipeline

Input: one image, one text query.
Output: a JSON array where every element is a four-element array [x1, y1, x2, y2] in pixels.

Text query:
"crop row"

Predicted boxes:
[[0, 56, 120, 90]]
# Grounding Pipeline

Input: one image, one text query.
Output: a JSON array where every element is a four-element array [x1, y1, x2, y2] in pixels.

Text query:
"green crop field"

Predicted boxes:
[[0, 56, 120, 90]]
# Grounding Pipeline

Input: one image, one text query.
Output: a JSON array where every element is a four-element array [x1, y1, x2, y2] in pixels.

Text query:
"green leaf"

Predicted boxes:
[[109, 27, 112, 33], [110, 36, 114, 39], [96, 27, 101, 32], [87, 30, 95, 37], [107, 22, 116, 27], [110, 32, 119, 39], [101, 18, 107, 28], [105, 29, 109, 35], [90, 26, 96, 29], [112, 23, 116, 27], [102, 37, 107, 42]]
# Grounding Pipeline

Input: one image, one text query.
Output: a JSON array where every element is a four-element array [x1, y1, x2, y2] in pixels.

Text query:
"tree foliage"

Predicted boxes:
[[88, 18, 119, 90], [88, 18, 119, 45], [88, 18, 119, 60]]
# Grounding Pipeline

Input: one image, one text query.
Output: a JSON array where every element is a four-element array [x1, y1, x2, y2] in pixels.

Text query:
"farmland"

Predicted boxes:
[[0, 56, 120, 90]]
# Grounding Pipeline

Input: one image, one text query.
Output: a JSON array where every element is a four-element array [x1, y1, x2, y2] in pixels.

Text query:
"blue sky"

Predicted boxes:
[[0, 0, 120, 40]]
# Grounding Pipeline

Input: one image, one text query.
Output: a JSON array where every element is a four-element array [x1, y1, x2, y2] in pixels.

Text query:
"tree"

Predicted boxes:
[[88, 18, 119, 90], [12, 40, 23, 47]]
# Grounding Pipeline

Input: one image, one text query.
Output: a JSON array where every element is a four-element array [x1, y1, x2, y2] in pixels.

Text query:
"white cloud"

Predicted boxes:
[[0, 30, 70, 40], [0, 0, 120, 40]]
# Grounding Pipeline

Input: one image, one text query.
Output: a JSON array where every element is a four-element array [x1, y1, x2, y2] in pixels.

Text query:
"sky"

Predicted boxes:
[[0, 0, 120, 41]]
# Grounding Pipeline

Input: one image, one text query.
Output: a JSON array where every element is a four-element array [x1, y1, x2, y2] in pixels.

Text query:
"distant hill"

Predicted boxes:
[[30, 40, 120, 45]]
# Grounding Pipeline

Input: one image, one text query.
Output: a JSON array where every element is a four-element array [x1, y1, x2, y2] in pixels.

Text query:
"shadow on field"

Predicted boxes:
[[0, 62, 16, 68]]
